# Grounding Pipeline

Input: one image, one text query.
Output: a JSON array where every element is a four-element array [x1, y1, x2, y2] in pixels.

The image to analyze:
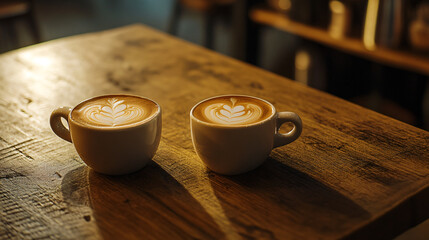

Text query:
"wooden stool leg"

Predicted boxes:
[[231, 0, 246, 60], [368, 63, 384, 111], [27, 0, 41, 42], [203, 12, 215, 49], [26, 14, 41, 43], [423, 79, 429, 130], [0, 23, 9, 52], [168, 0, 182, 35], [244, 1, 260, 65], [5, 19, 19, 49]]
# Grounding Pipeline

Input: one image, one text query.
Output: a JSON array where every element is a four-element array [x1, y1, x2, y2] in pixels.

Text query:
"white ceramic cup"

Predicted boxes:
[[50, 94, 162, 175], [190, 95, 302, 175]]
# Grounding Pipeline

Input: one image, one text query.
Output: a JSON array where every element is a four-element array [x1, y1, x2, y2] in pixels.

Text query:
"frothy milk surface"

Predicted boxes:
[[193, 96, 274, 126], [71, 95, 158, 127]]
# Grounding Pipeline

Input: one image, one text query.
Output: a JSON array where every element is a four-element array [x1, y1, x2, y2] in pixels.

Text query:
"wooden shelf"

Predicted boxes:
[[250, 7, 429, 76]]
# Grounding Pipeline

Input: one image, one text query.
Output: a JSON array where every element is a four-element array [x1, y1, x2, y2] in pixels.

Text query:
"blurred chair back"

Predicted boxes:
[[168, 0, 236, 49], [0, 0, 40, 52]]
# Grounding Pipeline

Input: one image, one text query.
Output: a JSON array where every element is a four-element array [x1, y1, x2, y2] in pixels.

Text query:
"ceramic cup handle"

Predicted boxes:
[[50, 107, 72, 143], [273, 112, 302, 148]]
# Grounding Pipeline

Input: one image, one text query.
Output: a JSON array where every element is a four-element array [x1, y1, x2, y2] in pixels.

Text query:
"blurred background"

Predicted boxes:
[[1, 0, 428, 132], [0, 0, 428, 238]]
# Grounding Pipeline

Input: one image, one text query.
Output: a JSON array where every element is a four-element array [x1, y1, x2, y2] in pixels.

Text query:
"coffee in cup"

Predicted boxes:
[[192, 95, 274, 126], [50, 94, 162, 175], [191, 95, 302, 175], [71, 95, 158, 128]]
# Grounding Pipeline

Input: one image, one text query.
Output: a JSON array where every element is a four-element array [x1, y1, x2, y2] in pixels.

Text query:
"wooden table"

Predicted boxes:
[[0, 24, 428, 240]]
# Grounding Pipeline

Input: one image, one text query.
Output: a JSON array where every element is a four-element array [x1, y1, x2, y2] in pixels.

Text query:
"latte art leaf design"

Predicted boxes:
[[203, 97, 263, 125], [80, 98, 145, 126]]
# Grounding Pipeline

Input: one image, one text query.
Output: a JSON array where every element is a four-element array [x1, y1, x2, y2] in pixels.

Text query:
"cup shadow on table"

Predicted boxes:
[[61, 162, 224, 239], [207, 157, 371, 239]]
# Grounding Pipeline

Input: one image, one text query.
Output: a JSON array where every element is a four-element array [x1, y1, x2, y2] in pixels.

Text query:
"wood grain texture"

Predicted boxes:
[[0, 24, 428, 240]]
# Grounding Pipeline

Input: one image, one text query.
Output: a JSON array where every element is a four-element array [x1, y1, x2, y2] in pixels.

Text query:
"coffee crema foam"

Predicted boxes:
[[193, 96, 274, 125], [71, 95, 158, 127]]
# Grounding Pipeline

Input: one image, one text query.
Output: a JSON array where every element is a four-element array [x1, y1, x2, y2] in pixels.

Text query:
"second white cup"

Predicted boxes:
[[190, 95, 302, 175]]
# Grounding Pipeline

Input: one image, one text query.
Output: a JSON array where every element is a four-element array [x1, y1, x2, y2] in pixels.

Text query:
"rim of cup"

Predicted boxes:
[[69, 94, 161, 131], [190, 94, 277, 128]]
